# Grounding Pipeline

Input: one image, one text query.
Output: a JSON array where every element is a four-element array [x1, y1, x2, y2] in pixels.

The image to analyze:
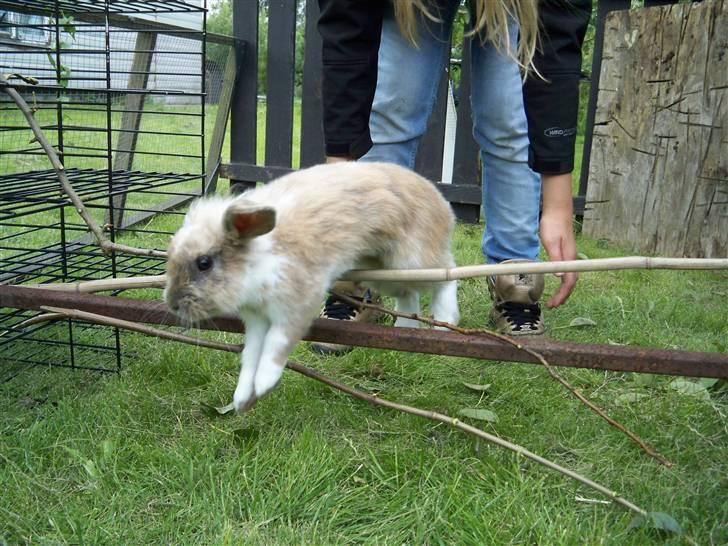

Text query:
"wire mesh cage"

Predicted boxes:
[[0, 0, 211, 380]]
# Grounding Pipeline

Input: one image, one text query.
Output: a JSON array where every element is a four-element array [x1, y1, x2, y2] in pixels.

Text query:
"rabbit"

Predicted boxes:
[[164, 161, 459, 412]]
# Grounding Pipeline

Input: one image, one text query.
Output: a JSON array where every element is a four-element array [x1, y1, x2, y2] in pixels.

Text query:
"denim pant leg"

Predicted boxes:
[[361, 1, 459, 168], [470, 27, 541, 263]]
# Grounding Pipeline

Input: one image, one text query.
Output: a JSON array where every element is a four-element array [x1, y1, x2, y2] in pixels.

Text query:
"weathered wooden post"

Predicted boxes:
[[583, 0, 727, 257]]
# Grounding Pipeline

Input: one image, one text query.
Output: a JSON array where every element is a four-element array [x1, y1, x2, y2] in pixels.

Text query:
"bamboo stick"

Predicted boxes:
[[23, 275, 167, 293], [19, 256, 728, 293], [343, 256, 728, 282]]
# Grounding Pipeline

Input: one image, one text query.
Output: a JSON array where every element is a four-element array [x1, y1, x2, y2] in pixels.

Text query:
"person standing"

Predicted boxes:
[[314, 0, 591, 353]]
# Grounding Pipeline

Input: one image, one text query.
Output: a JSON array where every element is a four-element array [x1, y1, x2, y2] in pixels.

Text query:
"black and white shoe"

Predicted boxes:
[[310, 289, 381, 354]]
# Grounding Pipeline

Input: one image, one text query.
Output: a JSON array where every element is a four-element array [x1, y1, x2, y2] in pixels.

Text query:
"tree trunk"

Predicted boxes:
[[584, 0, 728, 258]]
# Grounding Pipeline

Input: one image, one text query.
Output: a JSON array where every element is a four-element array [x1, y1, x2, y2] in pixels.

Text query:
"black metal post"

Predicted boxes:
[[230, 0, 259, 193], [577, 0, 631, 212]]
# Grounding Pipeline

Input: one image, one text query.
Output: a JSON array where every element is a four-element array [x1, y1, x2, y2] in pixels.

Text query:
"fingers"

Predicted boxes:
[[544, 234, 579, 308], [547, 270, 577, 308]]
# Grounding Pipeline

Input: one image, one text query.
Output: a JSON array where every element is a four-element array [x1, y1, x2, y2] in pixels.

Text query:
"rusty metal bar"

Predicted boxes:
[[1, 285, 726, 378]]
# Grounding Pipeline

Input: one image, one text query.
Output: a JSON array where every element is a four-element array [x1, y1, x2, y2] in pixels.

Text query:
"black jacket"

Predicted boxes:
[[318, 0, 592, 175]]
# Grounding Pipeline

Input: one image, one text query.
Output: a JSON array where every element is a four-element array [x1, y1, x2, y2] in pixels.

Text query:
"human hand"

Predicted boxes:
[[540, 208, 578, 308]]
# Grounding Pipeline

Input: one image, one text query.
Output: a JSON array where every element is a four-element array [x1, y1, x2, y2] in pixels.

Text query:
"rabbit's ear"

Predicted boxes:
[[224, 203, 276, 239]]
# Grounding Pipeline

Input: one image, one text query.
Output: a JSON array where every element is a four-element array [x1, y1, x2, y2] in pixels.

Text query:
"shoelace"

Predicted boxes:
[[321, 297, 359, 320], [322, 290, 373, 321], [496, 301, 542, 331]]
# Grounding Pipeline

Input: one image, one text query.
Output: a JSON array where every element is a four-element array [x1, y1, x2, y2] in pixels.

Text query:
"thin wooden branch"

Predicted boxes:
[[0, 74, 167, 260], [103, 242, 167, 259], [332, 292, 675, 468], [287, 355, 649, 517], [35, 304, 648, 517], [21, 256, 728, 294]]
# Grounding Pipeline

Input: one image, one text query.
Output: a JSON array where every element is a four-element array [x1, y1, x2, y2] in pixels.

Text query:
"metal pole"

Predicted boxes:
[[2, 285, 726, 379]]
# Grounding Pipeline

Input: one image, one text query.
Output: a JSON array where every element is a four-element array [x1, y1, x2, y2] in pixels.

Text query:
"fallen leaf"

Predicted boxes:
[[631, 373, 661, 387], [615, 391, 648, 405], [627, 512, 683, 536], [669, 379, 710, 400], [553, 316, 599, 330], [215, 403, 236, 414], [698, 378, 719, 389], [568, 317, 597, 327], [458, 408, 498, 423], [462, 382, 491, 392], [200, 402, 236, 416]]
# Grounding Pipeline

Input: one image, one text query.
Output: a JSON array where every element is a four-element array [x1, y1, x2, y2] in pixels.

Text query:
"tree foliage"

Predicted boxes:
[[207, 0, 269, 94]]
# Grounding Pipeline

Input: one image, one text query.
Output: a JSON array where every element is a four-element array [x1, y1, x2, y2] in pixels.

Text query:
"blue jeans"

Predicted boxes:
[[361, 1, 541, 263]]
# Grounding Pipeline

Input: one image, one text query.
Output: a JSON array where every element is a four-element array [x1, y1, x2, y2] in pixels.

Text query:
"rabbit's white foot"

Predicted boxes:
[[233, 382, 257, 412], [254, 361, 285, 399]]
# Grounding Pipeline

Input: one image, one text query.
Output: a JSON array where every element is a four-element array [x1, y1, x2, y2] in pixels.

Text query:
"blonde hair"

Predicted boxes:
[[393, 0, 539, 73]]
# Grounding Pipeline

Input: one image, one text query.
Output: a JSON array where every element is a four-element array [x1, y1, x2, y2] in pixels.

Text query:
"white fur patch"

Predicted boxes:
[[175, 197, 229, 249], [233, 376, 256, 412], [237, 235, 290, 309]]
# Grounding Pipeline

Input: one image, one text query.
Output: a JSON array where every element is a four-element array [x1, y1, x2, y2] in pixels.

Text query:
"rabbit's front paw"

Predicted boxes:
[[254, 362, 285, 399], [233, 383, 257, 413]]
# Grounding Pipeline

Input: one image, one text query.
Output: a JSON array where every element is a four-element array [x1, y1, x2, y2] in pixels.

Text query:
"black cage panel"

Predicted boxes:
[[0, 0, 209, 378]]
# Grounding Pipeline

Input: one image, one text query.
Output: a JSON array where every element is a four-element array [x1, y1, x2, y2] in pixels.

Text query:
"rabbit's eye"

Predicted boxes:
[[195, 255, 213, 272]]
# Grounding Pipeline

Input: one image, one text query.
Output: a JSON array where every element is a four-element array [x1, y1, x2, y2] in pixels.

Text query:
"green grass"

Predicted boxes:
[[1, 217, 726, 544], [1, 103, 726, 544]]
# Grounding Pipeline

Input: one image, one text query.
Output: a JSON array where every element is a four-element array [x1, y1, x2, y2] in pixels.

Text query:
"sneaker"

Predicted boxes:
[[487, 259, 545, 336], [310, 289, 381, 355]]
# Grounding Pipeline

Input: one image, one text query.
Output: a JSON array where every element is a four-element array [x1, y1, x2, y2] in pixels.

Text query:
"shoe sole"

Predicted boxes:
[[310, 341, 353, 355], [489, 308, 545, 336]]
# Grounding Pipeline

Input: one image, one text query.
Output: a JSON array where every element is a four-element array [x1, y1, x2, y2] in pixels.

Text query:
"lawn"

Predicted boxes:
[[1, 104, 727, 544]]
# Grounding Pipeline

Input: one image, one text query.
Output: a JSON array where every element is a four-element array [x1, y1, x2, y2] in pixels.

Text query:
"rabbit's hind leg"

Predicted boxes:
[[431, 280, 460, 329], [394, 289, 421, 328]]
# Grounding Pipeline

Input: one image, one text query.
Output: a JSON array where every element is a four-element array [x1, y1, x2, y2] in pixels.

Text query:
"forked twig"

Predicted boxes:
[[331, 291, 674, 468], [0, 312, 67, 339], [34, 304, 648, 517], [0, 73, 166, 259]]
